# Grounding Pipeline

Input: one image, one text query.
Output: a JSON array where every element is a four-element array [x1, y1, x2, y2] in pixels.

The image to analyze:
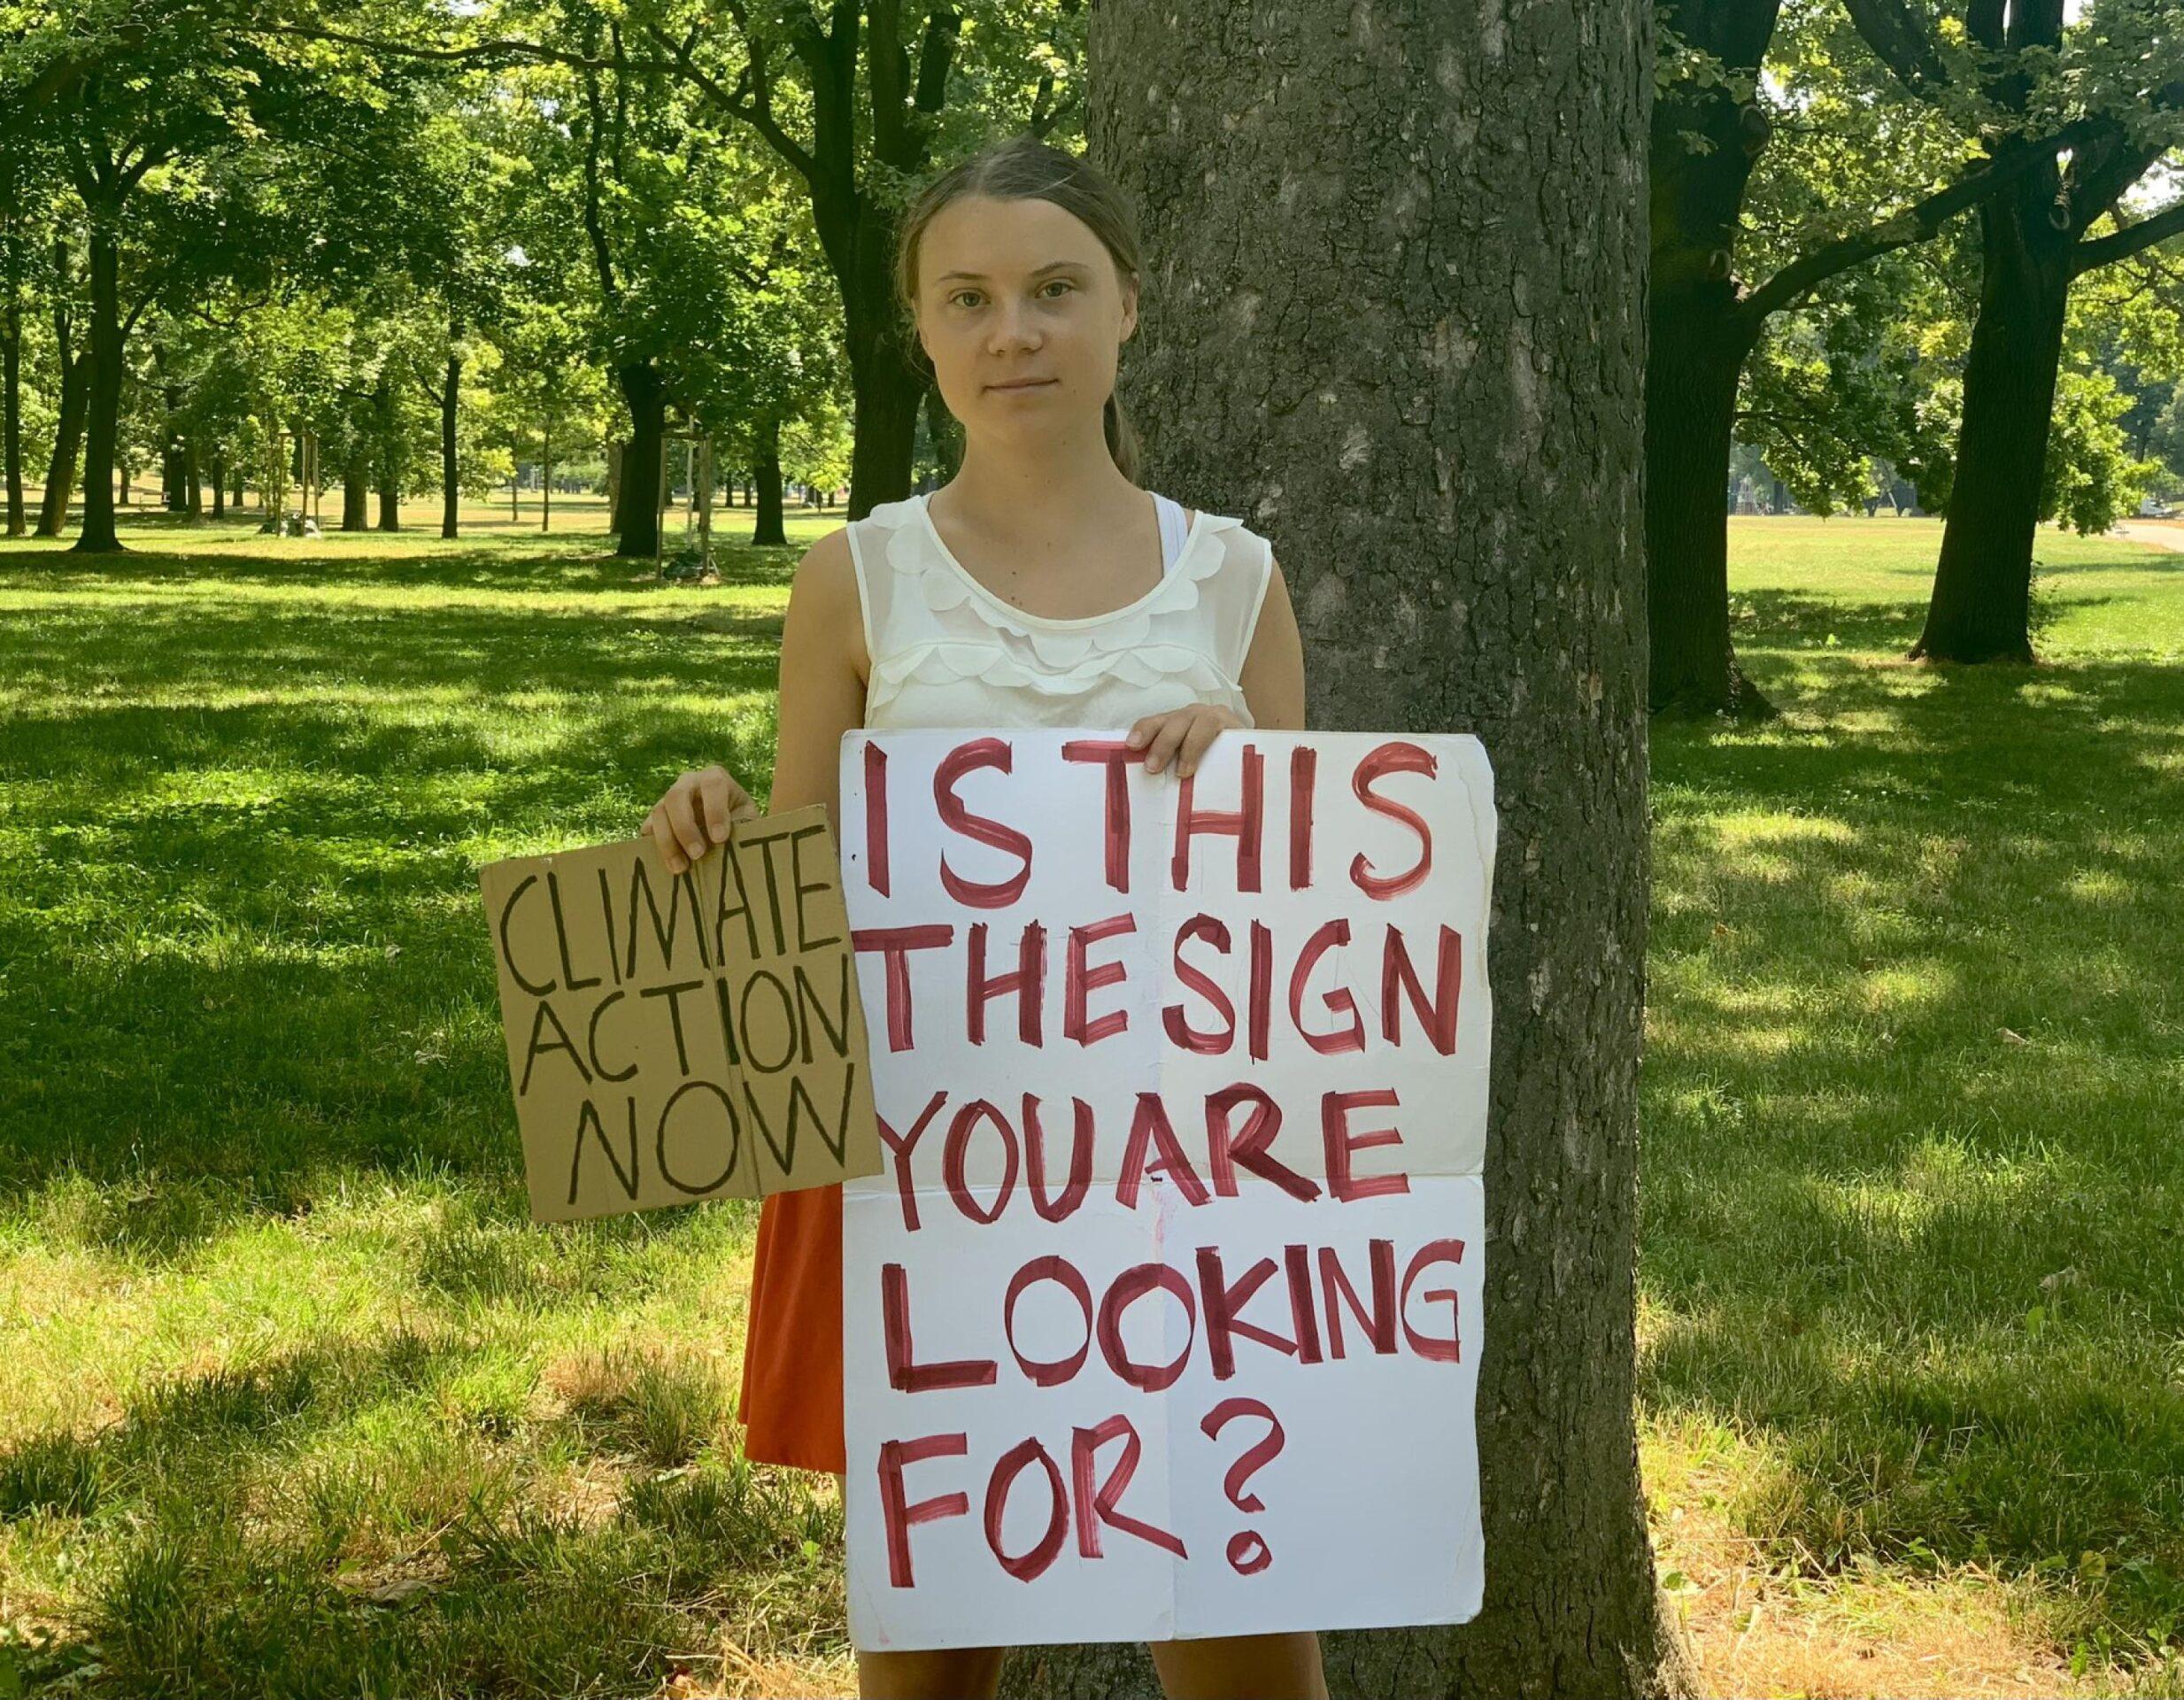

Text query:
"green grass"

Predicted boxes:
[[1640, 516, 2184, 1695], [0, 506, 2180, 1696], [1, 506, 855, 1699]]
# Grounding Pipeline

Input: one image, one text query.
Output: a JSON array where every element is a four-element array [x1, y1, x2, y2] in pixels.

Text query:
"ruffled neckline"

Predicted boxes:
[[906, 491, 1232, 633]]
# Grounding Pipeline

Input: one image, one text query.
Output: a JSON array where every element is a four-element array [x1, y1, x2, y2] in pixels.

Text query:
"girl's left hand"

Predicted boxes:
[[1125, 703, 1246, 777]]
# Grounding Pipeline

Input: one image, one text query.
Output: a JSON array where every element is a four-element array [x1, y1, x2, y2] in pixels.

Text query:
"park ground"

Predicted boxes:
[[0, 496, 2180, 1698]]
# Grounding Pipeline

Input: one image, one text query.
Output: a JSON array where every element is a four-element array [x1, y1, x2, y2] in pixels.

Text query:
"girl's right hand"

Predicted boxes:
[[644, 764, 760, 874]]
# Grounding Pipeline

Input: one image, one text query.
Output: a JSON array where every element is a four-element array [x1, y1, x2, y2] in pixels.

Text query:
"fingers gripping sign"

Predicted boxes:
[[644, 762, 760, 875], [1124, 703, 1246, 777]]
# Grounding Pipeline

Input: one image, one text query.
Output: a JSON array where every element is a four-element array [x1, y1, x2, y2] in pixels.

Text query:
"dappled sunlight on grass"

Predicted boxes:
[[1640, 518, 2184, 1695], [0, 516, 851, 1695]]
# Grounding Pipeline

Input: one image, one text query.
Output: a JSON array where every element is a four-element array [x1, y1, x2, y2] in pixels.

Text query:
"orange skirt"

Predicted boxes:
[[737, 1179, 846, 1474]]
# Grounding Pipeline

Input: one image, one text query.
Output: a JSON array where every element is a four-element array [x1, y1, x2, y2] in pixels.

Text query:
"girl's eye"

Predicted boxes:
[[949, 282, 1074, 308]]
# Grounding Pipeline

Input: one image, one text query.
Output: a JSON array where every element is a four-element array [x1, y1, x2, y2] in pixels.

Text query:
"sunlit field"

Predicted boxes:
[[1, 507, 2178, 1696]]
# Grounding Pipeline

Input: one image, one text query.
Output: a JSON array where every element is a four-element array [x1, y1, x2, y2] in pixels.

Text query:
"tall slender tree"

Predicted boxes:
[[32, 235, 89, 540]]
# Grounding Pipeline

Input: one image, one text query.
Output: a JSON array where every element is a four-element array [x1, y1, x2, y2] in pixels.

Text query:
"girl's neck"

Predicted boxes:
[[935, 446, 1146, 549]]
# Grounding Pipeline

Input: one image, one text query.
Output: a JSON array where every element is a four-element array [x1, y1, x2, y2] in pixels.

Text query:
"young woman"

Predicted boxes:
[[643, 134, 1321, 1700]]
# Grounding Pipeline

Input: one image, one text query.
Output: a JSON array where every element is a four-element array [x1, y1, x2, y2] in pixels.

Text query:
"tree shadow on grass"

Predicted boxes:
[[0, 567, 791, 1256], [1732, 590, 1935, 651], [1641, 644, 2184, 1662], [0, 1331, 843, 1697]]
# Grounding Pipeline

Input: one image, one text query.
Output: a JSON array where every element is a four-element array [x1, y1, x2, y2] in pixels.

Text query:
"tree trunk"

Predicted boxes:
[[605, 438, 622, 522], [1642, 0, 1785, 719], [1911, 192, 2072, 665], [343, 454, 371, 530], [210, 453, 225, 519], [185, 439, 202, 518], [1644, 296, 1771, 717], [844, 301, 924, 518], [37, 331, 88, 539], [163, 427, 185, 512], [612, 359, 666, 558], [1, 292, 22, 537], [542, 410, 554, 534], [1009, 4, 1698, 1696], [924, 377, 963, 484], [751, 413, 786, 546], [440, 347, 461, 538], [72, 219, 126, 554], [35, 238, 86, 538], [374, 376, 401, 532], [1, 288, 23, 533]]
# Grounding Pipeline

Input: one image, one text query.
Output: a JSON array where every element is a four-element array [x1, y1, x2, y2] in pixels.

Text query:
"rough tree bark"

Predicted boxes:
[[998, 4, 1697, 1696]]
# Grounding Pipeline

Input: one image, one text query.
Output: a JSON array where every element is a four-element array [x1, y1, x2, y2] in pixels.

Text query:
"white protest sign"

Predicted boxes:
[[836, 728, 1494, 1650]]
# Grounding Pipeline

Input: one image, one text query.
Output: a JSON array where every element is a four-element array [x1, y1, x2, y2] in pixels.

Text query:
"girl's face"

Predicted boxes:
[[914, 192, 1135, 439]]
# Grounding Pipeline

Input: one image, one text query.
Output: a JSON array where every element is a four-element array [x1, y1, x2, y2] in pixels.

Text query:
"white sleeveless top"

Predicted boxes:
[[846, 490, 1276, 731]]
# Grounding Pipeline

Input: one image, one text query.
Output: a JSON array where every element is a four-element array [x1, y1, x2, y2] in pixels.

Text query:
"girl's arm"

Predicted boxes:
[[1239, 555, 1307, 730], [764, 526, 870, 842]]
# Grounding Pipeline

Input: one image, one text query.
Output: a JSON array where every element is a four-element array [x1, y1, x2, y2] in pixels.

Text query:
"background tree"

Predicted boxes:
[[1645, 0, 2117, 715], [1840, 0, 2184, 662], [289, 0, 1087, 516], [31, 233, 89, 539]]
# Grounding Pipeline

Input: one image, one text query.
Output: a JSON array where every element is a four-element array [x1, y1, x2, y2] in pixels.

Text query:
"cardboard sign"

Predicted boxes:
[[836, 729, 1494, 1650], [478, 804, 882, 1223]]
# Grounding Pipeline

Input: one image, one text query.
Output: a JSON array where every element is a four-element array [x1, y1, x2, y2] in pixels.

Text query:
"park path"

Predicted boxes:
[[2107, 519, 2184, 552]]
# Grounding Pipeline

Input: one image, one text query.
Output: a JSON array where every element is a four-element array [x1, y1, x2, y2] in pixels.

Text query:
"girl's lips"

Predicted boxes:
[[989, 379, 1056, 390]]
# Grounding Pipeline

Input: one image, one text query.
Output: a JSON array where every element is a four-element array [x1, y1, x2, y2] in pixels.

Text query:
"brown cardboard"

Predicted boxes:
[[477, 804, 881, 1222]]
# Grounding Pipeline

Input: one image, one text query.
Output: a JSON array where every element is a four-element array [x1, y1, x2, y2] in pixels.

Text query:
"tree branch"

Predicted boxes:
[[2066, 129, 2165, 238], [640, 20, 818, 184], [251, 21, 662, 75], [913, 7, 958, 115], [2072, 195, 2184, 274], [1737, 117, 2105, 326], [1839, 0, 1949, 101], [579, 62, 621, 310]]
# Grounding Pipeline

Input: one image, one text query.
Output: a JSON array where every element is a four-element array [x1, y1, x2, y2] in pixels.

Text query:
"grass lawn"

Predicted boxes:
[[0, 503, 2179, 1697]]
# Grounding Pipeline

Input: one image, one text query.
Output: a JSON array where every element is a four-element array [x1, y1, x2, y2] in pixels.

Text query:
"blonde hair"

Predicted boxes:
[[893, 134, 1146, 483]]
